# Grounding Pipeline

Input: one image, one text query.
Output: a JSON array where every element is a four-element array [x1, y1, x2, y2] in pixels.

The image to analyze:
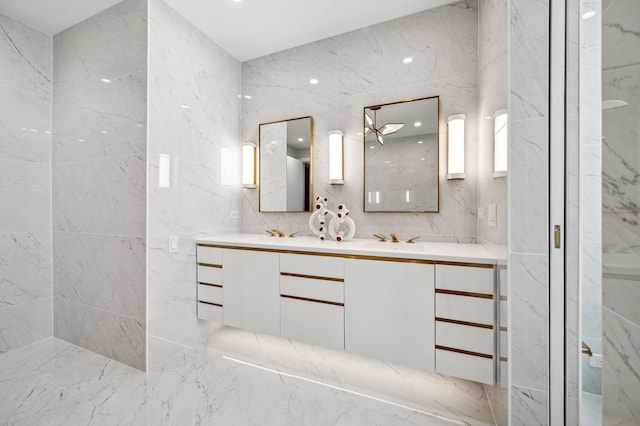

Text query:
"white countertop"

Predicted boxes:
[[603, 253, 640, 277], [196, 233, 504, 265]]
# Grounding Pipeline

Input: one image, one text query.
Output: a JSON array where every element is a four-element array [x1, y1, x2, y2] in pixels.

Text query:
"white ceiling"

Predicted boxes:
[[0, 0, 456, 62]]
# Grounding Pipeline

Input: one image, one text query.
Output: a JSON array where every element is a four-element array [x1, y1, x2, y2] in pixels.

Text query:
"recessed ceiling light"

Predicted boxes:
[[418, 140, 423, 144], [309, 78, 319, 85], [272, 141, 277, 144], [237, 94, 242, 98], [297, 138, 303, 142], [402, 57, 413, 64], [78, 138, 85, 142], [45, 131, 51, 135], [233, 0, 241, 2], [369, 146, 375, 149], [357, 132, 362, 136], [421, 158, 425, 161], [582, 10, 596, 19], [384, 160, 390, 164], [101, 130, 108, 134], [244, 95, 252, 99], [414, 121, 422, 127], [30, 128, 38, 133], [136, 123, 144, 127], [181, 104, 189, 109], [101, 78, 112, 84]]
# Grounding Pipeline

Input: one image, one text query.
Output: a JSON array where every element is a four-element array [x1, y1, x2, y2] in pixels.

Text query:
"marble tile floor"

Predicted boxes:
[[0, 327, 496, 426]]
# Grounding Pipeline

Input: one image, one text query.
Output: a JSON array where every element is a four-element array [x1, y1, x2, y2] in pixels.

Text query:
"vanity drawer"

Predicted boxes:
[[436, 348, 494, 384], [435, 321, 494, 355], [197, 264, 223, 285], [435, 264, 494, 295], [280, 253, 344, 279], [280, 296, 344, 351], [280, 275, 343, 304], [197, 245, 223, 266], [435, 293, 494, 325], [198, 283, 223, 305], [198, 301, 223, 322]]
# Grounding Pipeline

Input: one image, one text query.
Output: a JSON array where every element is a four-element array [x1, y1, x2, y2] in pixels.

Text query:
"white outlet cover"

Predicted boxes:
[[168, 236, 179, 253], [488, 204, 497, 228]]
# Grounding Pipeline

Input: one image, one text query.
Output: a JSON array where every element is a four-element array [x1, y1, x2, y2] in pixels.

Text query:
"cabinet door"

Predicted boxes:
[[344, 259, 435, 371], [222, 249, 280, 335]]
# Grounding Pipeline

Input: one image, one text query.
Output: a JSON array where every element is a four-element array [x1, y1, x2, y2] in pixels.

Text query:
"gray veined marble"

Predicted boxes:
[[0, 329, 498, 426]]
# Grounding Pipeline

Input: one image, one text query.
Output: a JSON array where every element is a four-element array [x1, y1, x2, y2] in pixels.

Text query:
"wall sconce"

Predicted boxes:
[[447, 114, 466, 180], [328, 130, 344, 184], [242, 142, 257, 188], [493, 109, 508, 177]]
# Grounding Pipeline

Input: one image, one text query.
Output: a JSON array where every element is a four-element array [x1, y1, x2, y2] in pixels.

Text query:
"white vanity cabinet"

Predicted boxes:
[[344, 259, 435, 372], [279, 254, 345, 350], [196, 246, 224, 322], [222, 249, 280, 335], [434, 264, 496, 384], [196, 236, 501, 385]]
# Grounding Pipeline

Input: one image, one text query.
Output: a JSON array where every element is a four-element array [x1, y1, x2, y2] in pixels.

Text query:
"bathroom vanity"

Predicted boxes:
[[195, 234, 502, 384]]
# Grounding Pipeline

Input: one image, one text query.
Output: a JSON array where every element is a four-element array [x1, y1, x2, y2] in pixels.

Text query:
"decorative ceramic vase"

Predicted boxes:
[[308, 196, 337, 240], [328, 204, 356, 242]]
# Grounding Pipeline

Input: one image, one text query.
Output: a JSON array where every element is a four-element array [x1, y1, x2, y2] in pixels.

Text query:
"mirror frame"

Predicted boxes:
[[258, 116, 314, 213], [362, 96, 440, 213]]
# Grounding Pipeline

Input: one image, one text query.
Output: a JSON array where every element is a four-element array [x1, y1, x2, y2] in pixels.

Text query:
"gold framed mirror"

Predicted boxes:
[[363, 96, 440, 213], [259, 116, 313, 212]]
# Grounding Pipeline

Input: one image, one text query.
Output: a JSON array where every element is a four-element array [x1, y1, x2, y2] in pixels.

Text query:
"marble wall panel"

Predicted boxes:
[[241, 1, 479, 242], [508, 0, 551, 422], [477, 0, 508, 248], [52, 0, 147, 370], [147, 0, 242, 364], [0, 14, 52, 353], [53, 297, 145, 370]]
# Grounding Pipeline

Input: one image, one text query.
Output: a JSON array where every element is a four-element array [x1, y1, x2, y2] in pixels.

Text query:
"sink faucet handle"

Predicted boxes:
[[373, 234, 388, 242], [406, 236, 421, 244], [271, 229, 285, 238], [389, 233, 400, 243], [288, 231, 300, 238]]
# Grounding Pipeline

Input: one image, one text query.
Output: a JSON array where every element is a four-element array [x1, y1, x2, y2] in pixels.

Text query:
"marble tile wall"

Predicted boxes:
[[0, 14, 53, 352], [508, 0, 551, 423], [241, 0, 479, 242], [602, 0, 640, 423], [477, 0, 507, 248], [147, 0, 242, 369], [477, 0, 508, 422], [52, 0, 148, 370]]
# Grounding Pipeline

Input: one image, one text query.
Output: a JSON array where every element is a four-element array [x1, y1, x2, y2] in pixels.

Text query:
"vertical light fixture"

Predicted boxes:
[[242, 142, 256, 188], [328, 130, 344, 184], [493, 109, 508, 177], [447, 114, 466, 180]]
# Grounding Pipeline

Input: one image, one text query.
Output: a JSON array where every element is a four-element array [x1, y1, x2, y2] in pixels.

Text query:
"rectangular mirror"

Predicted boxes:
[[364, 96, 439, 212], [259, 116, 313, 212]]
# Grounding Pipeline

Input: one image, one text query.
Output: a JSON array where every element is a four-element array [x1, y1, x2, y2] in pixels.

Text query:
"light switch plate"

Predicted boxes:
[[168, 236, 179, 253], [488, 204, 497, 228]]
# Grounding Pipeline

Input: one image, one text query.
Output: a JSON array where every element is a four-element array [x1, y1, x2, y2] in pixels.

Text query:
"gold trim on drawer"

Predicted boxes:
[[280, 294, 344, 307], [280, 272, 344, 282], [435, 317, 493, 330], [198, 282, 222, 288], [435, 345, 493, 359], [199, 300, 222, 307], [198, 262, 222, 268], [435, 288, 493, 299]]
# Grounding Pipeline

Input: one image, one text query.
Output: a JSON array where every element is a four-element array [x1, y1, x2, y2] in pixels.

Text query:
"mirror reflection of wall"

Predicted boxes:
[[259, 116, 312, 212], [364, 97, 439, 212]]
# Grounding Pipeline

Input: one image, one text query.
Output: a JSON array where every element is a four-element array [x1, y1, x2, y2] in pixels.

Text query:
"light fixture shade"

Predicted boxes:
[[493, 109, 508, 176], [447, 114, 466, 179], [328, 130, 344, 184], [242, 142, 257, 188]]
